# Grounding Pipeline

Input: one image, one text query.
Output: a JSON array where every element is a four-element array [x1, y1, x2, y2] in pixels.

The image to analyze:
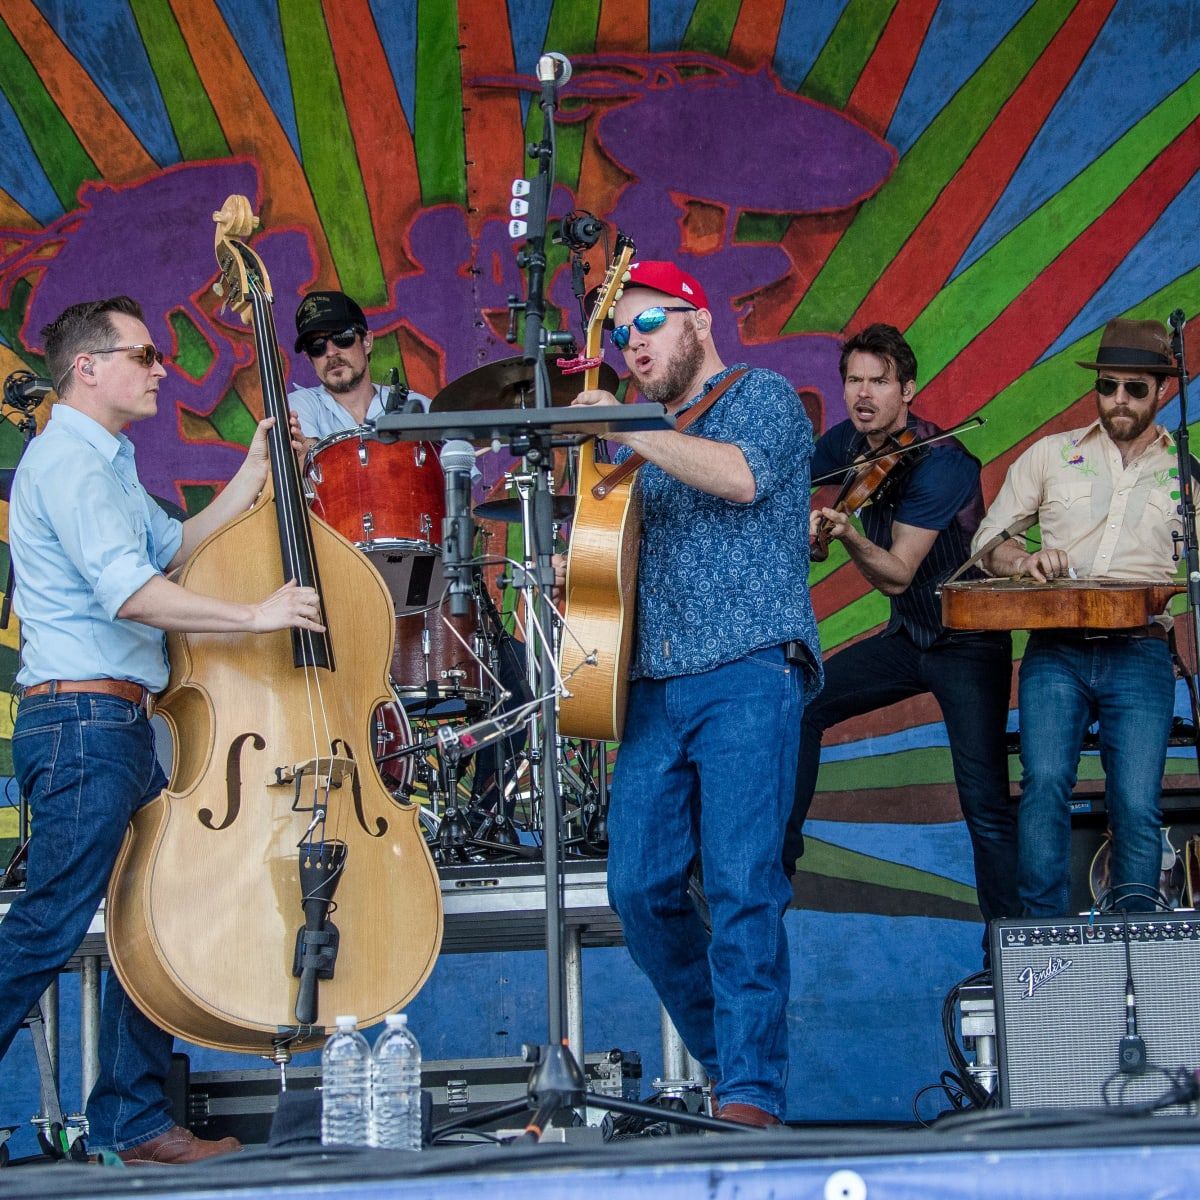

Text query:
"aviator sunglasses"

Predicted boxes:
[[610, 306, 697, 351], [1096, 376, 1154, 400], [302, 328, 360, 358]]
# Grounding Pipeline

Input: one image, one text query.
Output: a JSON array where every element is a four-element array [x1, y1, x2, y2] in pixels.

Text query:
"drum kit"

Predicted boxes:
[[302, 354, 618, 867]]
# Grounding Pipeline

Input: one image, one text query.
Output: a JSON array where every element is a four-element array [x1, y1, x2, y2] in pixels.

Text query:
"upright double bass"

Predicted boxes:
[[107, 196, 442, 1055]]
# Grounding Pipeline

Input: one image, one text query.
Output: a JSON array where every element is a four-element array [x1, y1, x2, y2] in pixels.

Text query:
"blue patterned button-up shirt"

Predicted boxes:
[[625, 364, 821, 695]]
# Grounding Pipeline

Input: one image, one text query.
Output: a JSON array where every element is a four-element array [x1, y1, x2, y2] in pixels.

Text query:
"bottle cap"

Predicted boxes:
[[385, 1013, 408, 1027], [334, 1015, 358, 1029]]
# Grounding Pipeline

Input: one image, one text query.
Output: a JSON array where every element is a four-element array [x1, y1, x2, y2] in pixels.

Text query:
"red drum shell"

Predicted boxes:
[[305, 430, 445, 612], [391, 606, 489, 718]]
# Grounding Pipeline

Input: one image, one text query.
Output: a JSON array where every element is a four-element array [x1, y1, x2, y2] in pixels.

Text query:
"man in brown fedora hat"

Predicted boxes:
[[972, 316, 1181, 916]]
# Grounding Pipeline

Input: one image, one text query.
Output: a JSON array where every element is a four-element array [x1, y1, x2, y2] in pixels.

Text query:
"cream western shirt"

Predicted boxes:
[[972, 420, 1181, 582]]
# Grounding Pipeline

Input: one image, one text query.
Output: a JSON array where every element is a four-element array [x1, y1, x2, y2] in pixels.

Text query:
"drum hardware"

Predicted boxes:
[[357, 441, 368, 466]]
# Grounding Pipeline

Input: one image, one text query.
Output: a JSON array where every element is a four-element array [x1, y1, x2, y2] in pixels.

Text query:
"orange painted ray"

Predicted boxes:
[[4, 0, 156, 179], [597, 0, 648, 52], [852, 0, 1117, 333], [727, 0, 786, 66], [460, 0, 526, 233], [168, 0, 335, 286], [326, 0, 420, 279]]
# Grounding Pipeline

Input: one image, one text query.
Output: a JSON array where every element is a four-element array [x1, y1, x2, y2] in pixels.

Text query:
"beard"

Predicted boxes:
[[1099, 404, 1155, 444], [639, 320, 706, 405], [322, 358, 367, 395]]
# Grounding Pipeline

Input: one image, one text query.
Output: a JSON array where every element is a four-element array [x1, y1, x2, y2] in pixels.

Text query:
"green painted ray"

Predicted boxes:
[[800, 837, 978, 906], [800, 0, 896, 110], [181, 484, 217, 514], [370, 332, 406, 386], [681, 0, 738, 55], [907, 75, 1200, 384], [0, 20, 96, 210], [169, 311, 215, 381], [785, 0, 1072, 335], [415, 0, 467, 206], [210, 390, 257, 446], [817, 588, 888, 649], [281, 0, 385, 304], [129, 0, 228, 160]]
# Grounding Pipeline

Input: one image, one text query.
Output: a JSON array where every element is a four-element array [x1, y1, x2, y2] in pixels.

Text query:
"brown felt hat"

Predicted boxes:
[[1076, 318, 1175, 375]]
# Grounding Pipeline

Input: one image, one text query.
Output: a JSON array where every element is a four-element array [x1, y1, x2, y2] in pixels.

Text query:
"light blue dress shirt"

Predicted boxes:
[[288, 382, 431, 442], [10, 404, 183, 691]]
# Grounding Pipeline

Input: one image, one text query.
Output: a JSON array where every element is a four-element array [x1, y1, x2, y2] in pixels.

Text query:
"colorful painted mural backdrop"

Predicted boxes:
[[1, 0, 1199, 923]]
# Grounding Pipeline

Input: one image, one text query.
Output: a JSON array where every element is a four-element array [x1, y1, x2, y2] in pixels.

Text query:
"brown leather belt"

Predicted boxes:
[[22, 679, 154, 709]]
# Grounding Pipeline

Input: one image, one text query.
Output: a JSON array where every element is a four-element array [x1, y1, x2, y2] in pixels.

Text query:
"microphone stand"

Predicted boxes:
[[1168, 310, 1200, 773]]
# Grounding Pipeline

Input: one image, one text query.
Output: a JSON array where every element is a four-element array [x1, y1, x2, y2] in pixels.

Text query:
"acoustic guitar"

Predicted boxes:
[[557, 235, 637, 742]]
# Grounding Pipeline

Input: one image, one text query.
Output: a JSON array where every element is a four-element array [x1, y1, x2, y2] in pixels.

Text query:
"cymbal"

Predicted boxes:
[[431, 356, 619, 412], [475, 495, 576, 524]]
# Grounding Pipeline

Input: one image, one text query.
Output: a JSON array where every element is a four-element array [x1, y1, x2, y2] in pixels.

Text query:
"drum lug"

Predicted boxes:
[[420, 514, 432, 537], [362, 511, 375, 540], [415, 444, 427, 467], [358, 440, 369, 466], [307, 462, 323, 485]]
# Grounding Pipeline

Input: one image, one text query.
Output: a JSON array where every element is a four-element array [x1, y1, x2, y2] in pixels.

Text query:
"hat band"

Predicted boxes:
[[1093, 345, 1171, 369]]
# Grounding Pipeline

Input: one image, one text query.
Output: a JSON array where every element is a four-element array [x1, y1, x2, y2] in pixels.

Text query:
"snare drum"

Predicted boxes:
[[391, 605, 490, 718], [372, 689, 415, 792], [305, 429, 445, 612]]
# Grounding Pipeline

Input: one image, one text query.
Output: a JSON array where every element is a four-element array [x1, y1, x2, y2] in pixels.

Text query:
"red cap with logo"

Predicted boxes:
[[623, 261, 708, 310]]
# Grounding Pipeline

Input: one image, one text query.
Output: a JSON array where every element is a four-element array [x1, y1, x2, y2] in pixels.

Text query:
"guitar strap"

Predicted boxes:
[[591, 367, 749, 499]]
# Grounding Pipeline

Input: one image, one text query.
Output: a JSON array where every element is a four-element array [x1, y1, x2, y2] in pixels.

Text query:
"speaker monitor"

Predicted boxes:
[[991, 913, 1200, 1112]]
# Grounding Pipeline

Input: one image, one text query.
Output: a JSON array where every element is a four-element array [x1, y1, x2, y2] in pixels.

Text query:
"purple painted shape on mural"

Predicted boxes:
[[0, 160, 276, 500]]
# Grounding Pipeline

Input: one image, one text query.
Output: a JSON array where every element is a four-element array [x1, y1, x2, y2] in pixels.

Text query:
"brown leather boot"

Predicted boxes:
[[118, 1125, 242, 1165], [715, 1102, 781, 1128]]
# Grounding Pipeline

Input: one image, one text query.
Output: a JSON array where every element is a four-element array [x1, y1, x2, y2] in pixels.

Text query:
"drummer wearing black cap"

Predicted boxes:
[[973, 317, 1182, 917], [289, 289, 429, 450]]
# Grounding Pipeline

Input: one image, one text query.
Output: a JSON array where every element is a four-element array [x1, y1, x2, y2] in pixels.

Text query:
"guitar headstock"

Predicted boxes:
[[212, 194, 272, 326], [583, 233, 635, 390]]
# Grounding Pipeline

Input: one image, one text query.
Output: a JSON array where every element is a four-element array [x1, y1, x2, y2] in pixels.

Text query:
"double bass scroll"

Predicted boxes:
[[940, 577, 1185, 632]]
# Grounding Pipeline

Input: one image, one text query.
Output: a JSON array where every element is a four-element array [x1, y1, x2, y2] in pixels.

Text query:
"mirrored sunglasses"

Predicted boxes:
[[611, 306, 697, 351], [302, 328, 360, 358], [1096, 376, 1152, 400]]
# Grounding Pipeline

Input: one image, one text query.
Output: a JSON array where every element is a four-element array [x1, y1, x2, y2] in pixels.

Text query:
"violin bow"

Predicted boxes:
[[810, 415, 986, 488]]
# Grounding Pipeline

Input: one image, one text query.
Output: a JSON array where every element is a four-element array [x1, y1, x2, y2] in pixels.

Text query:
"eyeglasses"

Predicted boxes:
[[55, 344, 166, 392], [1096, 376, 1153, 400], [302, 328, 360, 358], [611, 306, 697, 351]]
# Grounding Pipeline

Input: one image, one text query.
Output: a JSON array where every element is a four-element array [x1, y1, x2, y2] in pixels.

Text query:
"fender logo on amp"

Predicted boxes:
[[1018, 957, 1073, 999]]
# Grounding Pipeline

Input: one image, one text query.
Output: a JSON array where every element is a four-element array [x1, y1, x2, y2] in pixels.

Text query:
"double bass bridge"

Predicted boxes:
[[274, 756, 357, 810]]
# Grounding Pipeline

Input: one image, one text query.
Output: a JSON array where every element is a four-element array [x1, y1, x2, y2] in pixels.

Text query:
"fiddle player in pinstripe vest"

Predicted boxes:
[[783, 324, 1019, 950]]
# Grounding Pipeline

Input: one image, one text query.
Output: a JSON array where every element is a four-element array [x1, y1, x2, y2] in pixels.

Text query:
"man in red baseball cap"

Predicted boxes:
[[567, 260, 821, 1127]]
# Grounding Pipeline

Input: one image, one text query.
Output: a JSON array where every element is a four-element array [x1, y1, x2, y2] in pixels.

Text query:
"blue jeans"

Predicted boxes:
[[785, 629, 1019, 925], [0, 692, 175, 1152], [1018, 634, 1175, 916], [607, 648, 802, 1120]]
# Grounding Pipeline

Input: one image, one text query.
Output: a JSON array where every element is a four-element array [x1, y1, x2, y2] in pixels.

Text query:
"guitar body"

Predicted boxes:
[[558, 449, 641, 742]]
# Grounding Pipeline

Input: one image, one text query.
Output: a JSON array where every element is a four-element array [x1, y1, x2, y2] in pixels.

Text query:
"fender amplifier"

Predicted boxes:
[[990, 913, 1200, 1111]]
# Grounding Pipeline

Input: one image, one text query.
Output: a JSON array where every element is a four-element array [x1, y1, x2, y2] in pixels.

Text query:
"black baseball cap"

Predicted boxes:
[[294, 291, 368, 351]]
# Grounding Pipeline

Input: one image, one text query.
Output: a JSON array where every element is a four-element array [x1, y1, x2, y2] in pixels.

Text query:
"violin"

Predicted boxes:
[[809, 427, 926, 563]]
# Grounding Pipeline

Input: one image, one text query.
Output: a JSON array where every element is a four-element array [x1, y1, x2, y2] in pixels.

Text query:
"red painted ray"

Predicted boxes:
[[728, 0, 787, 66], [853, 0, 1116, 332], [844, 0, 939, 135], [917, 126, 1200, 430], [326, 0, 421, 280]]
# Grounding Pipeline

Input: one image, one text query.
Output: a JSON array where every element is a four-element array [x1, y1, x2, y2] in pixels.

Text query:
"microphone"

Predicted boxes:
[[382, 367, 409, 416], [440, 439, 475, 618], [1169, 309, 1186, 333], [3, 371, 53, 411], [436, 711, 515, 764], [537, 51, 572, 105]]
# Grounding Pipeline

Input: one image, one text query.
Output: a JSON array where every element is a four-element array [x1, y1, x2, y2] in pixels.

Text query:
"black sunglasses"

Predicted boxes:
[[302, 328, 361, 358], [1095, 376, 1154, 400]]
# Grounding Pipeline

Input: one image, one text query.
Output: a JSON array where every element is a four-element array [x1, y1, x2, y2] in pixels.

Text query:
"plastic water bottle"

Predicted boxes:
[[321, 1015, 371, 1146], [370, 1013, 422, 1150]]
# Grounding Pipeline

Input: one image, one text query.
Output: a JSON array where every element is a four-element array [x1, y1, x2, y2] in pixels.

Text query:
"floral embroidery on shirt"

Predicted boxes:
[[1059, 438, 1097, 476]]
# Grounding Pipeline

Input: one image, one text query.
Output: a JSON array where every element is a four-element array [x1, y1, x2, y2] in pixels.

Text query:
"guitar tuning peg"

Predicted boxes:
[[212, 282, 224, 298], [620, 270, 631, 281]]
